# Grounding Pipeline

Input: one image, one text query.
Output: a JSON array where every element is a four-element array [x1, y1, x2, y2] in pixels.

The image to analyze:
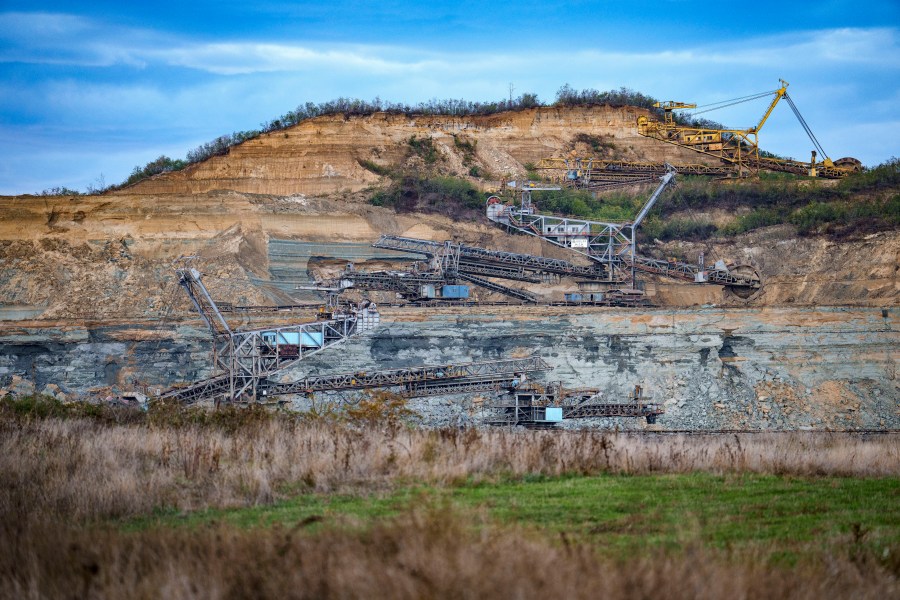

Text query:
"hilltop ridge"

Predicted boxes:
[[118, 105, 717, 197]]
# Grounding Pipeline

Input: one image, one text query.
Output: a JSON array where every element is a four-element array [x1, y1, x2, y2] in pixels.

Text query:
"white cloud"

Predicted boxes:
[[152, 27, 898, 75], [1, 11, 898, 192], [151, 43, 448, 76], [2, 12, 897, 75]]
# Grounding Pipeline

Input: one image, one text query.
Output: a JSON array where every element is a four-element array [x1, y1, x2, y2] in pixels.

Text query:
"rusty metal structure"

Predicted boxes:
[[487, 171, 762, 298], [484, 384, 662, 428], [258, 356, 551, 399], [160, 267, 380, 404], [538, 80, 860, 190], [307, 234, 643, 305], [163, 355, 554, 405], [637, 80, 861, 178], [536, 156, 735, 190], [159, 269, 662, 427]]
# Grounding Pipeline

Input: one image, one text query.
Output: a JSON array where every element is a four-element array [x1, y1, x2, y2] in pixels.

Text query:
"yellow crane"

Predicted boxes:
[[636, 79, 860, 177], [535, 80, 860, 189]]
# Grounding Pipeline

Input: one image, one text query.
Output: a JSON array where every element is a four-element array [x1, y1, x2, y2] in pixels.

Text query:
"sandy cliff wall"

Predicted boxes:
[[1, 104, 896, 431], [0, 104, 896, 319], [119, 106, 715, 196], [1, 186, 898, 320]]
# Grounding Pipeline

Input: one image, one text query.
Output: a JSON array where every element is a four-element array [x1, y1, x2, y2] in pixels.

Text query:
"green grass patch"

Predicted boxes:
[[407, 135, 441, 164], [125, 473, 900, 561], [357, 158, 392, 177], [572, 132, 618, 156], [369, 174, 484, 219], [453, 474, 899, 556], [526, 188, 644, 222], [452, 134, 478, 167], [525, 158, 900, 241]]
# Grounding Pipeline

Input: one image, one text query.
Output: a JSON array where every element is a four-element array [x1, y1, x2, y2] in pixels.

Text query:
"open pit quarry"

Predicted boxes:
[[0, 105, 897, 429]]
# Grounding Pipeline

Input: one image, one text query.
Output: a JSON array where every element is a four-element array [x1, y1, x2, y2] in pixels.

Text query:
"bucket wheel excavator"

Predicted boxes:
[[538, 80, 860, 189], [636, 79, 861, 179]]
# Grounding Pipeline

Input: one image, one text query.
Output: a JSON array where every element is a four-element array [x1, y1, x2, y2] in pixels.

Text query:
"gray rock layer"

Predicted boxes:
[[1, 307, 896, 430]]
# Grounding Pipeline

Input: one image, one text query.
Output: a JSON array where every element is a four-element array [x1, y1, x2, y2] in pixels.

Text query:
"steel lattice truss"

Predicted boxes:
[[486, 173, 675, 283], [261, 356, 551, 398], [338, 270, 445, 296], [486, 172, 761, 293], [327, 234, 627, 304], [456, 272, 537, 302], [484, 385, 664, 427], [537, 157, 735, 190], [222, 316, 378, 400], [165, 356, 552, 404], [627, 256, 760, 288], [162, 268, 381, 403], [373, 235, 613, 280]]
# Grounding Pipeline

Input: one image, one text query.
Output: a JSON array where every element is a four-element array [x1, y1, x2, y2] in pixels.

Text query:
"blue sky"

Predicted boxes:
[[1, 1, 898, 194]]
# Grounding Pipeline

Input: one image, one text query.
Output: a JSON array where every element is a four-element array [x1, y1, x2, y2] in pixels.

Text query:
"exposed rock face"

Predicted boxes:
[[120, 106, 716, 196], [0, 105, 896, 432], [0, 307, 896, 430], [1, 106, 896, 318], [1, 189, 897, 320]]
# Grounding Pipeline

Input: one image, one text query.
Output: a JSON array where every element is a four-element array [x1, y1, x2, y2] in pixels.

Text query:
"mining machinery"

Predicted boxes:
[[160, 266, 380, 404], [164, 356, 554, 405], [536, 156, 735, 190], [309, 233, 660, 305], [161, 267, 550, 405], [538, 80, 860, 189], [308, 234, 631, 305], [638, 79, 861, 178], [315, 253, 540, 303], [487, 168, 762, 299], [484, 383, 662, 428], [159, 266, 664, 427]]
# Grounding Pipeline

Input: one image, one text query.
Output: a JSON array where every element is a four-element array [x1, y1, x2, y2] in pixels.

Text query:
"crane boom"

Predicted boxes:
[[176, 268, 232, 336], [751, 79, 789, 133], [635, 79, 858, 178], [486, 169, 762, 295], [631, 169, 676, 229]]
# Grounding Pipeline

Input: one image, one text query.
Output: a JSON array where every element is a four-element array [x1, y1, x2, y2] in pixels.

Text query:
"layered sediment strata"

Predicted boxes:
[[1, 307, 895, 430]]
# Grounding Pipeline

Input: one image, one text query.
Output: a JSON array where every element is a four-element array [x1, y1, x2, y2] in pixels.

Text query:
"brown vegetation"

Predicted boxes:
[[4, 508, 896, 599], [1, 409, 897, 598], [2, 414, 897, 524]]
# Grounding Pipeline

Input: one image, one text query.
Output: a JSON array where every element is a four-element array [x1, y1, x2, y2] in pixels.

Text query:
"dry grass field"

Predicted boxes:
[[1, 399, 898, 598]]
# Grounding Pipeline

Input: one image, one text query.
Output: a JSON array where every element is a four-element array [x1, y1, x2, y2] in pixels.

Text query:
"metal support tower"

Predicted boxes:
[[168, 268, 380, 404], [486, 170, 761, 295], [487, 171, 675, 285]]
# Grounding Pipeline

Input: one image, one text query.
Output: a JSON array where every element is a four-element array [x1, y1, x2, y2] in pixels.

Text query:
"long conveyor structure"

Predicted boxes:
[[372, 235, 616, 281], [258, 356, 551, 398], [161, 356, 551, 404], [162, 264, 663, 427], [484, 384, 664, 428], [486, 171, 762, 297]]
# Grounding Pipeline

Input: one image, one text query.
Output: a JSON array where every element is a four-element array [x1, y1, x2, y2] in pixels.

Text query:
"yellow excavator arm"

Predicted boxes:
[[751, 79, 789, 133], [628, 79, 859, 178]]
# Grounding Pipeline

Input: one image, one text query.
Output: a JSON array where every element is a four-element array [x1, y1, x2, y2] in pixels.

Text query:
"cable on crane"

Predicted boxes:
[[691, 89, 780, 112], [783, 93, 829, 160]]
